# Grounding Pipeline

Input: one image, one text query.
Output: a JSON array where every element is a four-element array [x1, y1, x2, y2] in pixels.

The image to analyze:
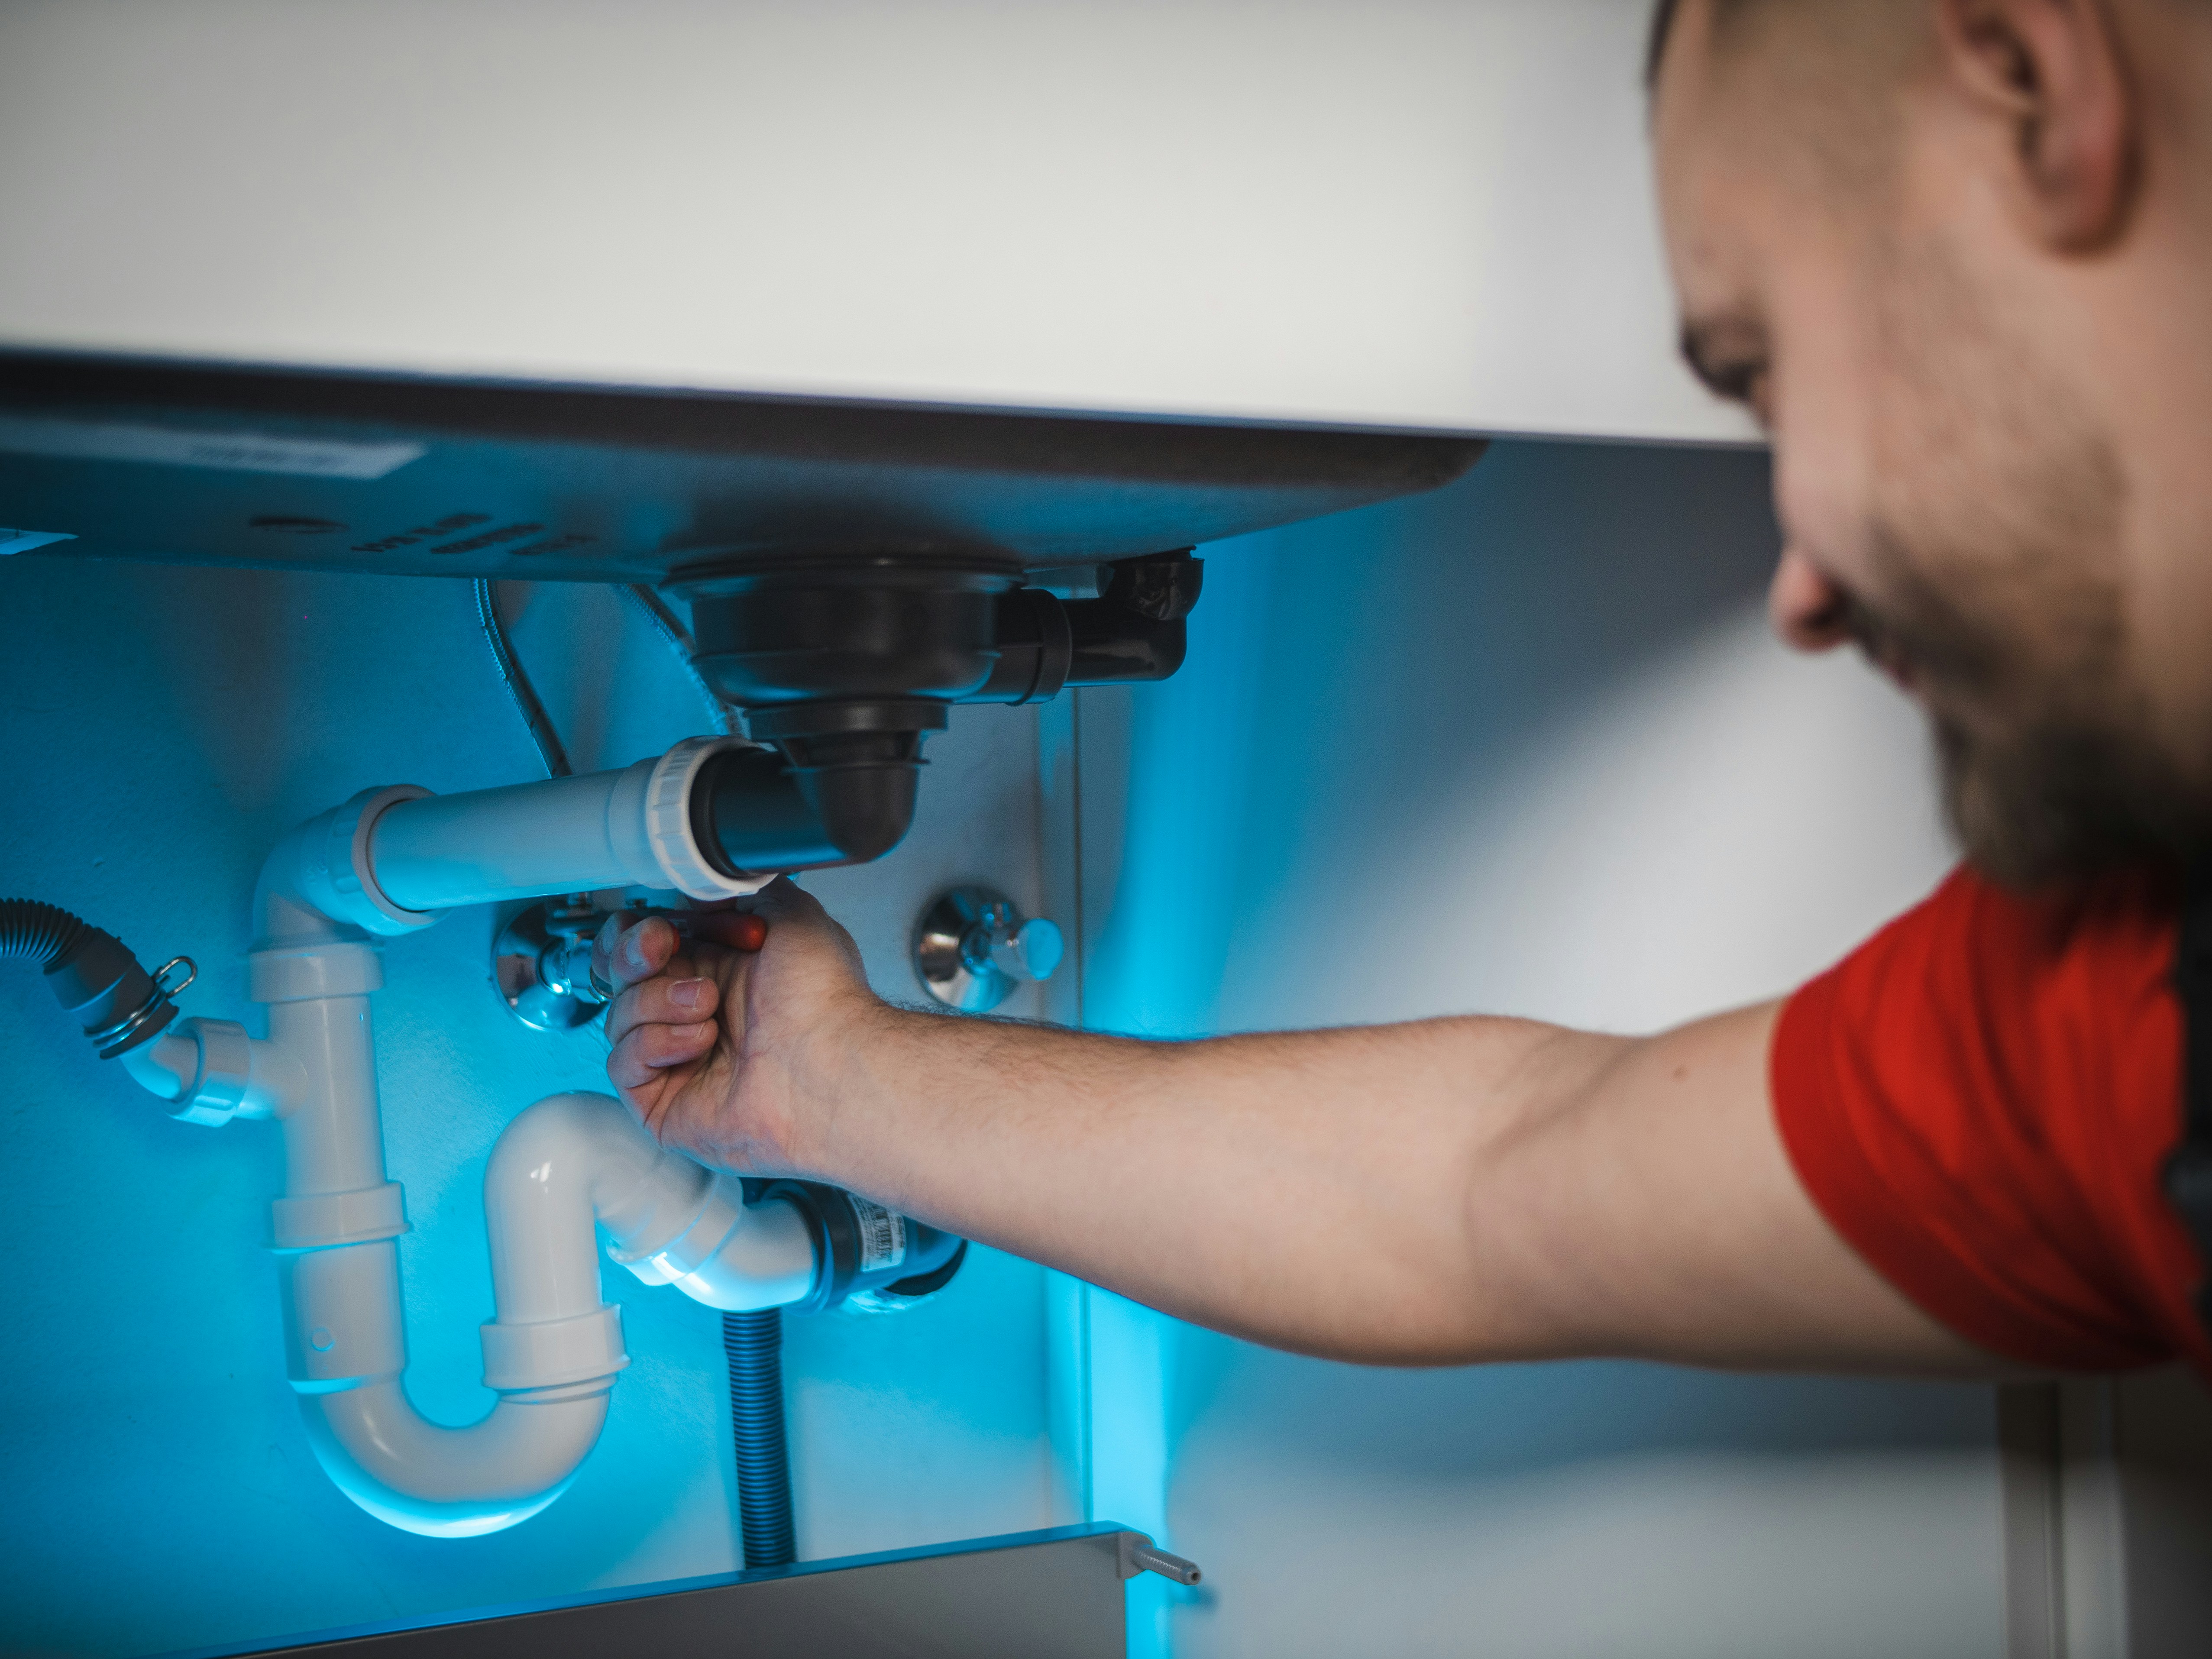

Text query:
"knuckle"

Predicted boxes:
[[607, 1045, 649, 1089], [605, 988, 644, 1037], [643, 1019, 709, 1065]]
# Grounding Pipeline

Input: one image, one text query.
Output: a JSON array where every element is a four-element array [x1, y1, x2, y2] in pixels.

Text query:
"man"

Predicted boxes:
[[595, 0, 2212, 1381]]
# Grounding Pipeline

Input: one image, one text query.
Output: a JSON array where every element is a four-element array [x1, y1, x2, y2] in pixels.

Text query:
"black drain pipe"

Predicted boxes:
[[722, 1310, 796, 1569], [718, 1184, 968, 1571]]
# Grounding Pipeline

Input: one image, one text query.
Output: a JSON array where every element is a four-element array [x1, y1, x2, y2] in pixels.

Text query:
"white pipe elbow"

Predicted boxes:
[[282, 1093, 815, 1536], [252, 789, 437, 948], [217, 747, 810, 1537], [298, 1383, 610, 1538], [278, 1221, 624, 1539], [492, 1091, 818, 1317], [120, 1028, 198, 1101]]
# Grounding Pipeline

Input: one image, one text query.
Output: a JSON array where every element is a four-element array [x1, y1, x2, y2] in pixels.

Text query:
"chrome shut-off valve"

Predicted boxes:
[[493, 899, 613, 1033], [912, 886, 1063, 1013]]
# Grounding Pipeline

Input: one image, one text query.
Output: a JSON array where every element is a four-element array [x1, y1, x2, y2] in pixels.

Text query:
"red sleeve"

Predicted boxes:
[[1771, 865, 2212, 1377]]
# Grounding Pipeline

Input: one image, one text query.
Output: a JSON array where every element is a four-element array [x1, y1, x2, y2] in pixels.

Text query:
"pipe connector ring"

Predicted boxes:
[[644, 737, 776, 901], [305, 786, 446, 937]]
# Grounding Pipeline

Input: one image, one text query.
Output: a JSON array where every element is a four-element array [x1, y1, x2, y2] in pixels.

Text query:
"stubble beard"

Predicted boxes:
[[1846, 236, 2209, 889]]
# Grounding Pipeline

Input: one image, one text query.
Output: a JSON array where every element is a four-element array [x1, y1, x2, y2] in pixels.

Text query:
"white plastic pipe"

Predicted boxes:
[[120, 1029, 197, 1099], [367, 737, 767, 918], [300, 1378, 612, 1537], [268, 1073, 817, 1540], [272, 992, 386, 1199], [121, 1019, 305, 1125], [146, 771, 828, 1537], [285, 1091, 812, 1538], [372, 766, 662, 911], [484, 1091, 817, 1324]]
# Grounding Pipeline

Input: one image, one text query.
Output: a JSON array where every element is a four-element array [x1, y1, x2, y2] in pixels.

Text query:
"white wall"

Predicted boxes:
[[1067, 438, 2008, 1658], [0, 0, 1746, 445]]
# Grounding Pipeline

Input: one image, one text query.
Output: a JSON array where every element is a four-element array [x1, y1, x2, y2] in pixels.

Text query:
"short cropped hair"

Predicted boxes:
[[1643, 0, 1927, 185], [1646, 0, 1764, 90]]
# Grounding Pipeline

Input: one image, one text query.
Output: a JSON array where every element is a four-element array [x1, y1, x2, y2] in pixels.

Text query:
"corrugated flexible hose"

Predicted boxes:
[[0, 898, 182, 1057], [721, 1309, 796, 1568], [0, 899, 91, 967]]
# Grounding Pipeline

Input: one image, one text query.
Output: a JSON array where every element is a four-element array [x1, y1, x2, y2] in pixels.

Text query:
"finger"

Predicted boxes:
[[591, 910, 627, 976], [747, 876, 865, 971], [607, 1018, 717, 1090], [751, 875, 827, 922], [592, 912, 634, 992], [606, 972, 722, 1050], [596, 913, 682, 992]]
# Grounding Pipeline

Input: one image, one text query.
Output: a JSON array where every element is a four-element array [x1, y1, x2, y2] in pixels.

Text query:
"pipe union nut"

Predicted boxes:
[[644, 737, 776, 900], [309, 786, 448, 936], [480, 1304, 630, 1394], [167, 1017, 252, 1128], [271, 1182, 411, 1252]]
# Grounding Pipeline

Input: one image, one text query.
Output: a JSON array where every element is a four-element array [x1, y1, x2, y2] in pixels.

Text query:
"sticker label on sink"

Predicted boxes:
[[0, 416, 424, 479]]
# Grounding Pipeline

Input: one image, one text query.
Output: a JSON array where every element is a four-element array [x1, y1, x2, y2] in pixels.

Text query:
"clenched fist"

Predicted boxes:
[[592, 878, 880, 1176]]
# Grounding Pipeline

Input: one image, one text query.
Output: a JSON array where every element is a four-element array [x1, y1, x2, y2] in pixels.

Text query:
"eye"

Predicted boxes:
[[1708, 360, 1775, 429], [1706, 357, 1766, 406], [1679, 317, 1775, 424]]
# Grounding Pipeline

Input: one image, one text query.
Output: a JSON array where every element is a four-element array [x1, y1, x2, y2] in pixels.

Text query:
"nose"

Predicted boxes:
[[1767, 546, 1853, 652]]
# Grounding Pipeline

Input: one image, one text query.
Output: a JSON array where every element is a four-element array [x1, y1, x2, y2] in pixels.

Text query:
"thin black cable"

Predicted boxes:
[[474, 579, 572, 779], [722, 1308, 796, 1568]]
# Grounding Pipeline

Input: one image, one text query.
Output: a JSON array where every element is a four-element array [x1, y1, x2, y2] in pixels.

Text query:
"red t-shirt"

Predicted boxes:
[[1771, 864, 2212, 1377]]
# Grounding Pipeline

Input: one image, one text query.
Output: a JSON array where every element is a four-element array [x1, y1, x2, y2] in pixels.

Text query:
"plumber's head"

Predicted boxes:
[[1648, 0, 2212, 887]]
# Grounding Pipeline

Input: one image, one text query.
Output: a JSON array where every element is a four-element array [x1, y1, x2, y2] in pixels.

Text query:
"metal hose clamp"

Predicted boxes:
[[89, 954, 197, 1058]]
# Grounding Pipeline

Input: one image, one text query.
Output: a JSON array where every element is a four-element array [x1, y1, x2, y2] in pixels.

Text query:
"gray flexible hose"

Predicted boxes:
[[0, 899, 90, 967], [1, 899, 183, 1057], [475, 580, 731, 778], [722, 1308, 796, 1568], [474, 579, 573, 779]]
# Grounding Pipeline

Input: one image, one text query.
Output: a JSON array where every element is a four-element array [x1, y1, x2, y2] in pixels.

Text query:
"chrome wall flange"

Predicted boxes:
[[912, 886, 1063, 1013]]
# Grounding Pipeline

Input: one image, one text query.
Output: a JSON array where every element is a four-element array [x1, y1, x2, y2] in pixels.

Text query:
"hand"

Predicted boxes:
[[594, 879, 878, 1174]]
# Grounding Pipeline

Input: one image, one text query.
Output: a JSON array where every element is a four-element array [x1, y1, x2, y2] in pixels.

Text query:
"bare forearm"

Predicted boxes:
[[786, 1006, 1622, 1363], [784, 1001, 1985, 1372], [602, 894, 1987, 1373]]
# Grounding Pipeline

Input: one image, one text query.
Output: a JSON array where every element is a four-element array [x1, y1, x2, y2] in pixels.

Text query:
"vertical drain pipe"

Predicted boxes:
[[723, 1310, 796, 1567]]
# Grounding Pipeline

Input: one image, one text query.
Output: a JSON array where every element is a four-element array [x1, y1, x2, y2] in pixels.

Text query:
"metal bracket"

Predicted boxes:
[[1117, 1531, 1202, 1587]]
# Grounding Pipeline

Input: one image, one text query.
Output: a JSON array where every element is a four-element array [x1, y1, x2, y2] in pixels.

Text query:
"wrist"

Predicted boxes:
[[773, 991, 919, 1181]]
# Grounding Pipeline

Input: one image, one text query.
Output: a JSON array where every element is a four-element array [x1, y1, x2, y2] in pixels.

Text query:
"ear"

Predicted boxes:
[[1933, 0, 2137, 249]]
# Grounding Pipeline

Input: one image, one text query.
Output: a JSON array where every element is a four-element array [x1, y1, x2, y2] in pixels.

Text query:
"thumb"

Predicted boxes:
[[749, 876, 833, 929]]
